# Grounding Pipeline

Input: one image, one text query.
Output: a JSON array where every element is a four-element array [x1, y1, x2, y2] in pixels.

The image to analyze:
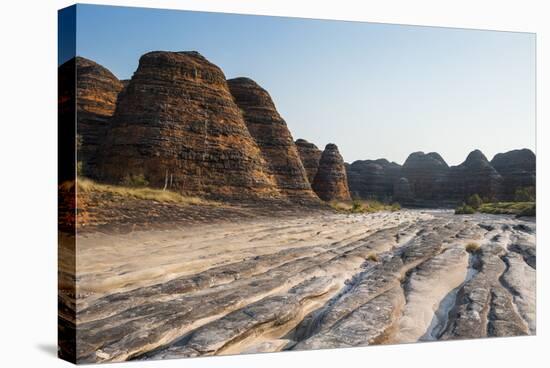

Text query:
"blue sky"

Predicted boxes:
[[66, 4, 535, 165]]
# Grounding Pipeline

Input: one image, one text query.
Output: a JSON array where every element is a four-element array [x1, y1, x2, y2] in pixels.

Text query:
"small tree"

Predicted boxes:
[[466, 194, 483, 210], [455, 203, 475, 215]]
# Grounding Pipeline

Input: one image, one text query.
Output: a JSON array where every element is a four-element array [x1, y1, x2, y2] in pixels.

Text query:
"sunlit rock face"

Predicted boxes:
[[99, 51, 280, 199], [228, 77, 317, 200], [75, 57, 124, 178], [295, 139, 322, 185], [312, 144, 351, 201]]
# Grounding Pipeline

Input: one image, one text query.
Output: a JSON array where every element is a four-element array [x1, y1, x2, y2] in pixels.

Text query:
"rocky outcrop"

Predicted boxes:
[[346, 159, 401, 201], [491, 149, 536, 200], [312, 144, 351, 201], [99, 51, 279, 199], [295, 139, 322, 184], [447, 150, 503, 202], [400, 152, 450, 204], [76, 57, 124, 178], [227, 78, 316, 199], [347, 148, 531, 206], [393, 177, 413, 203]]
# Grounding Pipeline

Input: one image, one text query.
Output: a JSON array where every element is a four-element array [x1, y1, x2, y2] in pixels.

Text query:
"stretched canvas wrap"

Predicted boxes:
[[58, 4, 537, 364]]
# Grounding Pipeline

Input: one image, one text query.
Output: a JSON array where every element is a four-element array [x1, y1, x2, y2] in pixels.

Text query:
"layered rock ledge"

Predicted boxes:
[[99, 51, 279, 199], [312, 144, 351, 201], [76, 56, 124, 178], [228, 78, 316, 199]]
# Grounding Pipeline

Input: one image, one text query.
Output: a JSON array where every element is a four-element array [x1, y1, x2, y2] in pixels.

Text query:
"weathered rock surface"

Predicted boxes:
[[99, 51, 278, 199], [447, 150, 503, 202], [227, 78, 316, 199], [76, 57, 124, 178], [312, 144, 351, 201], [65, 210, 535, 363], [346, 159, 401, 201], [295, 139, 322, 184], [491, 149, 536, 200], [394, 246, 470, 343]]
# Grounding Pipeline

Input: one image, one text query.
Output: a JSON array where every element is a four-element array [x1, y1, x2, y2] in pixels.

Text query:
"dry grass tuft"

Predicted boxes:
[[74, 178, 220, 206], [367, 253, 379, 262], [465, 242, 481, 253]]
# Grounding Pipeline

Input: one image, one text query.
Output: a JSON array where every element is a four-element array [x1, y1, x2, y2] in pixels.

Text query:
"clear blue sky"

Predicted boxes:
[[66, 4, 535, 165]]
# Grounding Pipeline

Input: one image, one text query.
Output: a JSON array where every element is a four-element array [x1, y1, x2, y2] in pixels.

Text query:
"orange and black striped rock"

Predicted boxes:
[[76, 57, 124, 178], [99, 51, 280, 199], [295, 138, 322, 185], [228, 78, 317, 200], [312, 144, 351, 201]]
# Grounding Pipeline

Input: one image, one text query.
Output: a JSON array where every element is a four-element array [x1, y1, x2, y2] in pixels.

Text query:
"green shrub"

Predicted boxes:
[[515, 187, 535, 202], [455, 203, 475, 215], [479, 202, 535, 215], [517, 203, 536, 217], [466, 194, 483, 210], [121, 174, 149, 187]]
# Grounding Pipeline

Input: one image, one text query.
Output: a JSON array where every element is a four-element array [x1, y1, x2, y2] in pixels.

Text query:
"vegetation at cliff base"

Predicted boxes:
[[454, 191, 535, 217], [466, 194, 482, 210], [454, 204, 476, 215], [479, 202, 535, 216], [75, 177, 219, 206], [331, 199, 401, 214]]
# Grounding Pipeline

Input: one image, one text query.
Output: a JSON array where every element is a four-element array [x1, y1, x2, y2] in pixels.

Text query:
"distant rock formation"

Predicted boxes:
[[346, 159, 401, 201], [393, 177, 413, 203], [73, 53, 535, 207], [347, 148, 534, 207], [447, 150, 503, 202], [99, 51, 279, 198], [76, 56, 124, 178], [491, 149, 536, 200], [227, 78, 316, 199], [401, 152, 450, 204], [312, 144, 351, 201], [295, 139, 322, 184]]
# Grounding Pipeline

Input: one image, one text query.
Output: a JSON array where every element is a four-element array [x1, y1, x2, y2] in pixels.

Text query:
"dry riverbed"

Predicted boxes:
[[61, 209, 536, 363]]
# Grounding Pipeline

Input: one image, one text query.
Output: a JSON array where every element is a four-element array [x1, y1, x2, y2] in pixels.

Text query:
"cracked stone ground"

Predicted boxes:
[[59, 210, 535, 363]]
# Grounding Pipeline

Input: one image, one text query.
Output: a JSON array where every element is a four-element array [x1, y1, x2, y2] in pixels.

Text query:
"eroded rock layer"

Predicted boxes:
[[227, 78, 316, 199], [69, 211, 535, 363], [295, 139, 322, 184], [76, 57, 124, 178], [312, 144, 351, 201], [99, 51, 278, 198]]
